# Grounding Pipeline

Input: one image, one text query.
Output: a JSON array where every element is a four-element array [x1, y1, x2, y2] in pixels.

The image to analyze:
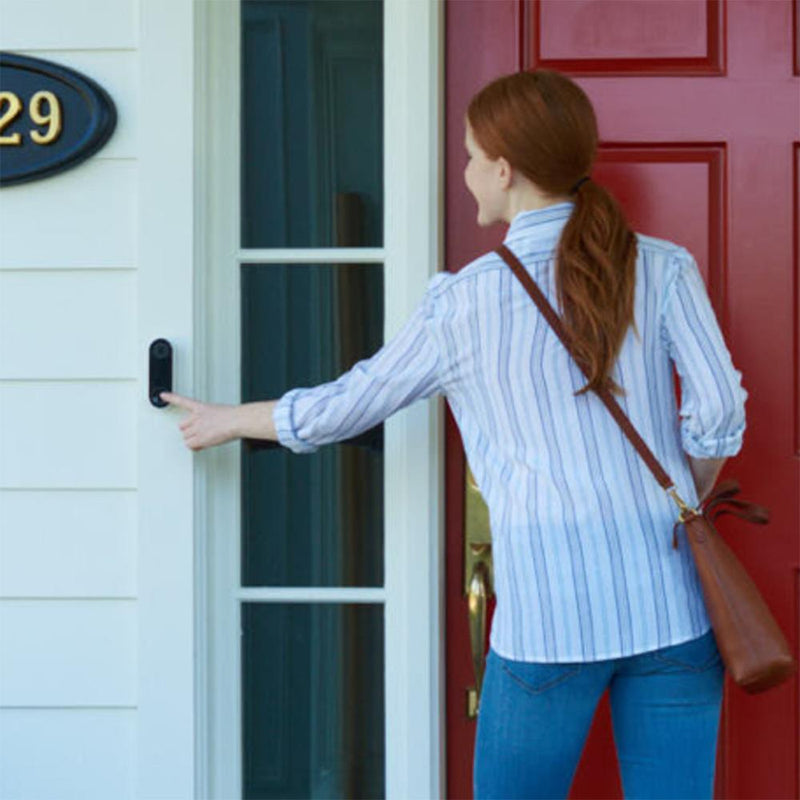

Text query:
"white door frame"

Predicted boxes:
[[194, 1, 447, 797], [138, 0, 197, 797]]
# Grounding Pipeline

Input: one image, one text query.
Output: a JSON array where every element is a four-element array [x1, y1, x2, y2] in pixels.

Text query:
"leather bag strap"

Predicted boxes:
[[495, 243, 687, 509]]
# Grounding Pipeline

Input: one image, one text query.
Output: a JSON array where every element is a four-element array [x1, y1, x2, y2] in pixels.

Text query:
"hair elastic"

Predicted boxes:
[[570, 175, 591, 194]]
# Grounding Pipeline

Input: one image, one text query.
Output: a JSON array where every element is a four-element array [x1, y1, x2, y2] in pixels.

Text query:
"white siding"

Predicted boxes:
[[0, 491, 136, 597], [0, 600, 137, 705], [0, 0, 136, 50], [0, 383, 137, 487], [0, 270, 137, 377], [0, 161, 138, 268], [0, 1, 194, 797], [0, 709, 136, 800]]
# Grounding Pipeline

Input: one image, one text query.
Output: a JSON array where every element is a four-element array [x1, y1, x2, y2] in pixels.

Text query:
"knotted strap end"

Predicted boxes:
[[672, 521, 681, 550], [700, 480, 770, 527]]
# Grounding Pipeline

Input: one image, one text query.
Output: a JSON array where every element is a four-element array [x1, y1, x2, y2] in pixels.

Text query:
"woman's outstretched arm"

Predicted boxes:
[[161, 271, 450, 453]]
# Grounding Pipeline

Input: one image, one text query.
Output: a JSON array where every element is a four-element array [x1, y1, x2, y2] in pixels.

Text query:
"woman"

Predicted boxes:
[[162, 69, 747, 799]]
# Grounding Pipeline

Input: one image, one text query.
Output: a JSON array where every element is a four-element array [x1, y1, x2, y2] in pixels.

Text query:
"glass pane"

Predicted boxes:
[[241, 0, 384, 248], [241, 263, 384, 587], [241, 602, 385, 799]]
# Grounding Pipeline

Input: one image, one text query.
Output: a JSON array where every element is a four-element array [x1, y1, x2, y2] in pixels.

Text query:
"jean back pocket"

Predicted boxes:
[[650, 629, 722, 672], [498, 655, 583, 696]]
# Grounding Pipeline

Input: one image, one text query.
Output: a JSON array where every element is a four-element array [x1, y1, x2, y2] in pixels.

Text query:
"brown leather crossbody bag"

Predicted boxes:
[[496, 243, 797, 694]]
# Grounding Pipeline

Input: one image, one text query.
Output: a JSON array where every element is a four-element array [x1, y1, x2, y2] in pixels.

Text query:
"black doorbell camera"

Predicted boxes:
[[149, 338, 173, 407]]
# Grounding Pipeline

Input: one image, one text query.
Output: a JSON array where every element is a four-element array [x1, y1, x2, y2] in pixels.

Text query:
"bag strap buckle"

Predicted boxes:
[[666, 486, 699, 522]]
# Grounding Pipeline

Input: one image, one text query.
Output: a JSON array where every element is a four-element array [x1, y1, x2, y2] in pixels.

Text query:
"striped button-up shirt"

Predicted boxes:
[[273, 201, 748, 662]]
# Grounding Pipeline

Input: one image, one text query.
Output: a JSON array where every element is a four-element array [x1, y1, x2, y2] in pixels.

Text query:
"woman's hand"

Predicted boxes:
[[159, 391, 240, 451]]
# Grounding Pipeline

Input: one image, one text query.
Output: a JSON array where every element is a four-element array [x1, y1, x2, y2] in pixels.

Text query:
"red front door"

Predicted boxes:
[[444, 1, 799, 797]]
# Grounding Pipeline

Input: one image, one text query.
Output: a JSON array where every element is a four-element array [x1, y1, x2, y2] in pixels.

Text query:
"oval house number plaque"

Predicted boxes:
[[0, 52, 117, 186]]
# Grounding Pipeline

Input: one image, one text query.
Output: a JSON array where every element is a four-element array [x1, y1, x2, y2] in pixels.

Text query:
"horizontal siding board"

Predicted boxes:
[[0, 271, 137, 378], [0, 382, 136, 488], [0, 599, 136, 706], [0, 491, 136, 597], [0, 708, 135, 800], [0, 160, 136, 269], [0, 0, 137, 50]]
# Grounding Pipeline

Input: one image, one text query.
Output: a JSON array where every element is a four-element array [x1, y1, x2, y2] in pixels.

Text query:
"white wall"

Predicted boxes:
[[0, 2, 448, 797], [0, 1, 196, 797]]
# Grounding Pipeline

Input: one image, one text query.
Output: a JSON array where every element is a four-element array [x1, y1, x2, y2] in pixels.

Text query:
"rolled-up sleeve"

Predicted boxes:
[[273, 271, 450, 454], [659, 248, 748, 458]]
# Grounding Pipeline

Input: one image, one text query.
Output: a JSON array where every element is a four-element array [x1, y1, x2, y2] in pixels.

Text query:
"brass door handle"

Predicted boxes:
[[465, 464, 493, 719]]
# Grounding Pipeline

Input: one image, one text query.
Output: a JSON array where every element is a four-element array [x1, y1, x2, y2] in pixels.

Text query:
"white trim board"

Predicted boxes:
[[138, 0, 196, 797], [382, 1, 447, 798]]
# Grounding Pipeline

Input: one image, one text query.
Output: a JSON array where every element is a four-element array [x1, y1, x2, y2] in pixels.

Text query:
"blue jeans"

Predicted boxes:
[[473, 628, 724, 799]]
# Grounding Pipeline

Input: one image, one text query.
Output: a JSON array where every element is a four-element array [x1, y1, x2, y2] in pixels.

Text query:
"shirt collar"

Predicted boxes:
[[502, 201, 576, 246]]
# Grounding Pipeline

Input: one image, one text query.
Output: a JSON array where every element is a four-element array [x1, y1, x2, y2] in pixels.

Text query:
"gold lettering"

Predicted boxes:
[[0, 90, 64, 146], [30, 91, 62, 144], [0, 91, 23, 145]]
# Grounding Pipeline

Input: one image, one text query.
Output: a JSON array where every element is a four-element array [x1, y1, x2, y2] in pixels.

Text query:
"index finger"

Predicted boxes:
[[160, 391, 198, 409]]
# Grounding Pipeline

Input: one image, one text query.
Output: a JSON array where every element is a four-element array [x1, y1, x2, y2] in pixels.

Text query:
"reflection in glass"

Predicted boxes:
[[241, 0, 383, 248], [241, 263, 384, 587], [241, 602, 385, 799]]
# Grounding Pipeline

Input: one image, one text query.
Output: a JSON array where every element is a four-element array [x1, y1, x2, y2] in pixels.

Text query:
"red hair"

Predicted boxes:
[[467, 69, 639, 398]]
